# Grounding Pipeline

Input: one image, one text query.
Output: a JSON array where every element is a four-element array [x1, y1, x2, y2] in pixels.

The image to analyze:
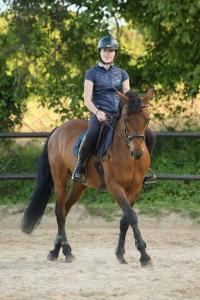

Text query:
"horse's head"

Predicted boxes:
[[121, 88, 154, 160]]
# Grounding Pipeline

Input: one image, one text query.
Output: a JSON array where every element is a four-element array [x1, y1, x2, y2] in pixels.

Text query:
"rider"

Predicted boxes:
[[72, 35, 156, 184]]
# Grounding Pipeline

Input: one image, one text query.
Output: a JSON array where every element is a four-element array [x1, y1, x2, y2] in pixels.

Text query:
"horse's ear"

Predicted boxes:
[[141, 88, 155, 104], [116, 90, 129, 105]]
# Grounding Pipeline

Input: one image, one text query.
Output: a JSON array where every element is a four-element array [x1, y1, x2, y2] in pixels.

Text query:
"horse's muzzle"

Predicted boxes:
[[131, 150, 144, 160]]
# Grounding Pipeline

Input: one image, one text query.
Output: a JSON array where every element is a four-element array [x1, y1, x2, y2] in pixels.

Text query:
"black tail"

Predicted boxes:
[[21, 132, 55, 234]]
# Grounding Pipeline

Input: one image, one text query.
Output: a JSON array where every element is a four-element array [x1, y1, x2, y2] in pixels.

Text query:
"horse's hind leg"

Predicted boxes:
[[63, 181, 86, 262], [48, 235, 62, 261], [115, 214, 129, 264], [48, 178, 85, 262], [47, 169, 68, 262], [65, 181, 86, 216]]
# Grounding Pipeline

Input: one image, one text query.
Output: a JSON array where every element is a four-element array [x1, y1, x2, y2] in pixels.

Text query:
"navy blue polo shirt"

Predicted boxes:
[[85, 63, 129, 113]]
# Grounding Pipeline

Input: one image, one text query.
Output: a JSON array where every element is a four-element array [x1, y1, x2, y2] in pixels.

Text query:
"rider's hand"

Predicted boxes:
[[96, 110, 107, 122]]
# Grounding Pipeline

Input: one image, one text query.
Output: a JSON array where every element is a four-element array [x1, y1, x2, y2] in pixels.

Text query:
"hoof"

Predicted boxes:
[[65, 254, 75, 263], [47, 251, 58, 261], [140, 254, 152, 266], [116, 255, 128, 264]]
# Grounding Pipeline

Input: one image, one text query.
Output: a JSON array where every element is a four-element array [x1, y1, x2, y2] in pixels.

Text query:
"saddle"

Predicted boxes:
[[73, 112, 120, 191]]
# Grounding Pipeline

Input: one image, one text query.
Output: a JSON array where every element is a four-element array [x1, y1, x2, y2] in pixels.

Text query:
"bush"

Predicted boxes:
[[0, 137, 199, 216]]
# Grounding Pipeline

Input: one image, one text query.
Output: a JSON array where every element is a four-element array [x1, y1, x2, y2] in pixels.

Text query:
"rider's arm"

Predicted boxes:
[[84, 79, 107, 121], [122, 79, 130, 94], [84, 79, 98, 114]]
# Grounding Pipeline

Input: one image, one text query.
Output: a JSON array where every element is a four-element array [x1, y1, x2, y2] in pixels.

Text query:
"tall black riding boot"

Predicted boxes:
[[143, 128, 157, 184], [72, 136, 92, 183]]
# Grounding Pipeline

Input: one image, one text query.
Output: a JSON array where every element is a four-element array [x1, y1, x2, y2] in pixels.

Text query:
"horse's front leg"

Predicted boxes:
[[115, 191, 139, 264], [115, 214, 129, 264], [109, 183, 151, 266]]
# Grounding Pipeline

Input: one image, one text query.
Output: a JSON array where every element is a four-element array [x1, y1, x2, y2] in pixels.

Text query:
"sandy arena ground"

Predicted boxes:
[[0, 205, 200, 300]]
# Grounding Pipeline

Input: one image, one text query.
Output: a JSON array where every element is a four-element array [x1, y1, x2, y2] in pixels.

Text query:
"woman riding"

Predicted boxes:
[[72, 35, 156, 184]]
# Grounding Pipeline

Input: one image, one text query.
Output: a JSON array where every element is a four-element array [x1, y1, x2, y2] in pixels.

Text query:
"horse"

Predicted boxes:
[[21, 89, 154, 266]]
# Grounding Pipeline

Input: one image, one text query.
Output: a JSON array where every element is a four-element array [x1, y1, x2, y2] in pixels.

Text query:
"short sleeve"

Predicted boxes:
[[121, 69, 129, 82], [85, 68, 95, 82]]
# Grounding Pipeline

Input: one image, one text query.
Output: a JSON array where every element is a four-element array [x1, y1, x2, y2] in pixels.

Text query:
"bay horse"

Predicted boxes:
[[21, 89, 154, 265]]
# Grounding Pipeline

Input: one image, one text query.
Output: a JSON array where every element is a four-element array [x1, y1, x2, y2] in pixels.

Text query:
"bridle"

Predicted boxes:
[[104, 102, 149, 157], [124, 104, 148, 144]]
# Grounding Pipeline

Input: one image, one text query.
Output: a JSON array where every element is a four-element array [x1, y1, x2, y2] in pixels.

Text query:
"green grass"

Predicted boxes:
[[0, 137, 200, 220]]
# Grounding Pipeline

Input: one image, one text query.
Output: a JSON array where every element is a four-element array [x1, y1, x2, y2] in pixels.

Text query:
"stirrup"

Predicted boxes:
[[143, 168, 157, 185]]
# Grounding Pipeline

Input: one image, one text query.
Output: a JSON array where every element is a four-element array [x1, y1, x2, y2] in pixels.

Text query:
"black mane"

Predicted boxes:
[[124, 90, 142, 114]]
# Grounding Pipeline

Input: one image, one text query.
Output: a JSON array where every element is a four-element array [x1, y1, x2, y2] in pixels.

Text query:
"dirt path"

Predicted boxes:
[[0, 205, 200, 300]]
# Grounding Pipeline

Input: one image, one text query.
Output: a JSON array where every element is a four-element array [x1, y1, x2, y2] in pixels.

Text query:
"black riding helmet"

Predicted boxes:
[[97, 36, 119, 64]]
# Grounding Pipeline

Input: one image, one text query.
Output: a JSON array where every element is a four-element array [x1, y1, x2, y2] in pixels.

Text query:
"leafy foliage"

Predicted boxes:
[[122, 0, 200, 95], [0, 0, 200, 130], [0, 17, 28, 130]]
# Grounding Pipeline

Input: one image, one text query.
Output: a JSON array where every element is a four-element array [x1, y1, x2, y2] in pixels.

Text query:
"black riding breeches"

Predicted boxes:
[[145, 127, 156, 154], [85, 113, 104, 152]]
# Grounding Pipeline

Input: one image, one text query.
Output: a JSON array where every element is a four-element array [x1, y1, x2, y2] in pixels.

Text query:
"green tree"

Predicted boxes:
[[122, 0, 200, 95], [7, 0, 200, 95], [1, 0, 199, 130], [2, 1, 121, 122], [0, 17, 28, 131]]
